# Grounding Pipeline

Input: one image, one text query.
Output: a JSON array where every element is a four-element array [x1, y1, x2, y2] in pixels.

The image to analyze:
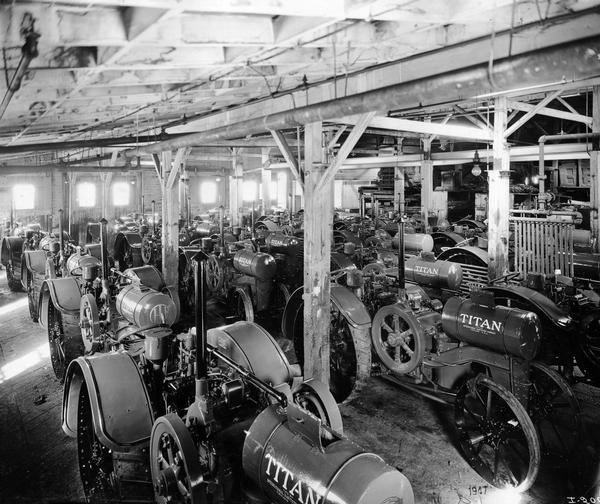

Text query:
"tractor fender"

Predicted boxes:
[[1, 236, 23, 265], [62, 352, 154, 450], [437, 245, 489, 266], [208, 321, 295, 387], [331, 284, 372, 329], [483, 285, 573, 330], [40, 277, 82, 316], [22, 250, 48, 275], [115, 231, 143, 248]]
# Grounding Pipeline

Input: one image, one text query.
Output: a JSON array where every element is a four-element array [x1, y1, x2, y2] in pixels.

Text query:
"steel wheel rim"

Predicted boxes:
[[78, 383, 118, 498], [27, 270, 37, 320], [329, 304, 357, 402], [528, 361, 581, 463], [47, 299, 67, 380], [455, 376, 540, 491]]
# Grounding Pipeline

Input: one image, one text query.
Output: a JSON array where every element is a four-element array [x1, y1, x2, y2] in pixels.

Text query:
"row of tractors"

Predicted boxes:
[[2, 205, 599, 498]]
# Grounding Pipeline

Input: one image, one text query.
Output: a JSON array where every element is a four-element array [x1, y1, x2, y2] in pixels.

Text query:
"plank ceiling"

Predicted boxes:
[[1, 0, 600, 167]]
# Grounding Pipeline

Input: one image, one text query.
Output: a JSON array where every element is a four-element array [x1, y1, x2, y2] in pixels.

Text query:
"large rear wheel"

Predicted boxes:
[[455, 375, 540, 492], [47, 297, 84, 381], [26, 269, 38, 322], [6, 259, 21, 291]]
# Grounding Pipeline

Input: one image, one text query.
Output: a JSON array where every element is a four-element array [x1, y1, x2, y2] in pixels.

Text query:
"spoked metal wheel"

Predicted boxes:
[[232, 287, 254, 322], [576, 309, 600, 384], [26, 269, 38, 322], [141, 236, 155, 265], [205, 255, 224, 294], [371, 304, 425, 375], [528, 361, 581, 464], [455, 375, 540, 491], [80, 294, 101, 353], [150, 414, 204, 504], [78, 382, 119, 501], [47, 297, 84, 382], [329, 303, 358, 403]]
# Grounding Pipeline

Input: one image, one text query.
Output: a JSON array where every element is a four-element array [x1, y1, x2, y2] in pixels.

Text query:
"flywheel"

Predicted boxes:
[[80, 294, 100, 353]]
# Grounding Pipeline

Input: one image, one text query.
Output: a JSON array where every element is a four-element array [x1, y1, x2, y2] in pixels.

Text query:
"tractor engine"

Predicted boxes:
[[264, 233, 303, 288], [232, 249, 277, 280]]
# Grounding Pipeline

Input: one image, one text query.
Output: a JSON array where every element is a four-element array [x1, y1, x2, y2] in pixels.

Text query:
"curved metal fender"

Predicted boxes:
[[437, 245, 489, 266], [483, 284, 573, 330], [1, 236, 23, 265], [331, 284, 371, 329], [40, 277, 82, 315], [62, 352, 154, 451], [208, 321, 294, 386], [22, 250, 48, 275]]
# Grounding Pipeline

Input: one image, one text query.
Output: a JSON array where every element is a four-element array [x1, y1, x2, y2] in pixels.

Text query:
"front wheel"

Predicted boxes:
[[455, 375, 540, 492]]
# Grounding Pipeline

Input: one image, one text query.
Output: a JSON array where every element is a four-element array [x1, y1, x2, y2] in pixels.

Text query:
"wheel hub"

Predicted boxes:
[[156, 466, 180, 497]]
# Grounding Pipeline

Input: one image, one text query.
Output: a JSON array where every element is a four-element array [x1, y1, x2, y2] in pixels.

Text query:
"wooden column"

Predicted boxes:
[[161, 150, 181, 318], [229, 148, 243, 227], [261, 148, 271, 213], [487, 96, 511, 279], [421, 137, 434, 231], [303, 121, 331, 383], [591, 86, 600, 251]]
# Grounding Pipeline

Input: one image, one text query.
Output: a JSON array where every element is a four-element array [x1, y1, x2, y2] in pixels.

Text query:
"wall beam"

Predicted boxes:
[[591, 86, 600, 251]]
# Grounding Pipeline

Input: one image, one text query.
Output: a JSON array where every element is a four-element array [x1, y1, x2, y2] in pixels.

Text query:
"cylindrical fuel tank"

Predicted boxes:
[[405, 256, 463, 290], [441, 296, 541, 360], [233, 250, 277, 280], [116, 284, 177, 328], [195, 223, 219, 237], [243, 405, 414, 504], [392, 233, 434, 253], [265, 233, 301, 255]]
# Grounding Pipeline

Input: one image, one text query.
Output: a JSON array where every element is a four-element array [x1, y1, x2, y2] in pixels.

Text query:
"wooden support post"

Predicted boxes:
[[421, 137, 434, 231], [303, 121, 331, 384], [229, 148, 243, 227], [261, 148, 271, 213], [591, 86, 600, 251], [161, 150, 180, 318], [488, 96, 511, 279]]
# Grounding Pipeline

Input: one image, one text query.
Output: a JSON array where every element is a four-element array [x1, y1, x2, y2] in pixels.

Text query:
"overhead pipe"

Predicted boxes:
[[538, 132, 600, 208], [122, 36, 600, 157], [0, 14, 39, 122]]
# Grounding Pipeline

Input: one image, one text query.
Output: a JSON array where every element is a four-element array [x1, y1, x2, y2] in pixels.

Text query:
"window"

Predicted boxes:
[[242, 180, 257, 202], [334, 180, 343, 208], [13, 184, 35, 210], [200, 181, 217, 204], [112, 182, 130, 206], [77, 182, 96, 207], [276, 172, 287, 208]]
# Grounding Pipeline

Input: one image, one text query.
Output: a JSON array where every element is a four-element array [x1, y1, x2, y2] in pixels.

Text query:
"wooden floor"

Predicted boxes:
[[1, 269, 599, 504]]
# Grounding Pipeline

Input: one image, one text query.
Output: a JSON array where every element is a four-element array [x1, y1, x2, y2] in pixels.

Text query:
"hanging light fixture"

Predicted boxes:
[[471, 149, 482, 176]]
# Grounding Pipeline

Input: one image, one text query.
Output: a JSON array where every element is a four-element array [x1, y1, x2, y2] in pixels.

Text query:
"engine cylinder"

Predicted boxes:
[[233, 250, 277, 280], [243, 405, 414, 504], [265, 234, 301, 255], [116, 285, 177, 328], [405, 256, 463, 290], [441, 296, 541, 360], [392, 233, 434, 253]]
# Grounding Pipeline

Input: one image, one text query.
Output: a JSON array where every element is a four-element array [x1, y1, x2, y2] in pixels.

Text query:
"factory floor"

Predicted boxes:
[[0, 270, 599, 504]]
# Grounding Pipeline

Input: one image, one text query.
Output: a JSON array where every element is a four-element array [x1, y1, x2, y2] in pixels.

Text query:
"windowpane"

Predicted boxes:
[[77, 182, 96, 207], [243, 180, 257, 202], [13, 184, 35, 210], [200, 181, 217, 204], [112, 182, 130, 206], [277, 172, 287, 208]]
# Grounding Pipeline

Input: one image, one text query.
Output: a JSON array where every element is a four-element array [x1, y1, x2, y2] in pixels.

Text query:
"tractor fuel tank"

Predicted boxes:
[[392, 233, 434, 253], [441, 294, 540, 360], [265, 233, 301, 255], [243, 404, 414, 504], [405, 255, 463, 290], [233, 249, 277, 280], [116, 284, 177, 328]]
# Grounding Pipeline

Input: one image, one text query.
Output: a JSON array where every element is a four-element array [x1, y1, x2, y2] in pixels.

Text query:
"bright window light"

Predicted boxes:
[[13, 184, 35, 210], [243, 180, 257, 202], [276, 172, 287, 208], [0, 342, 49, 383], [334, 180, 343, 208], [200, 181, 217, 204], [112, 182, 130, 206], [77, 182, 96, 207]]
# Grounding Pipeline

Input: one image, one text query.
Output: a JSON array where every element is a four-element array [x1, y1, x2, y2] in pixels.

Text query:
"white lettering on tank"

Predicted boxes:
[[458, 312, 503, 332]]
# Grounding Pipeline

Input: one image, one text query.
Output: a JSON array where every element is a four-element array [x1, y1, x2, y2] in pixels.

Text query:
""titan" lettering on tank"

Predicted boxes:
[[414, 265, 439, 276], [458, 313, 502, 332], [265, 453, 324, 504]]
